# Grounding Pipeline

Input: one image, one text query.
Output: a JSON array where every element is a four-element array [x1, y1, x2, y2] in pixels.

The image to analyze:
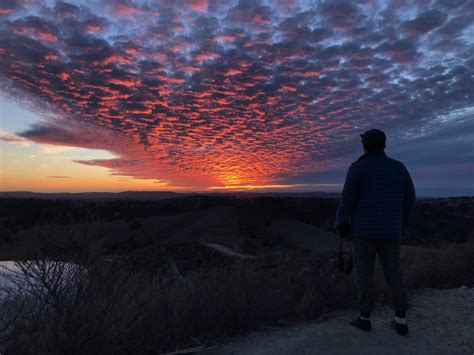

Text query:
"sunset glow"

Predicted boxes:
[[0, 0, 473, 194]]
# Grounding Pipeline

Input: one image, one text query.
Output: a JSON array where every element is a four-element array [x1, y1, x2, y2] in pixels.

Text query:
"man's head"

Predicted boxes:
[[360, 129, 386, 152]]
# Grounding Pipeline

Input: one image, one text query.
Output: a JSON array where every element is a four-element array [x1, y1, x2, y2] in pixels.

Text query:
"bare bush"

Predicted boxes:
[[0, 260, 85, 347], [1, 240, 473, 354], [0, 254, 355, 353]]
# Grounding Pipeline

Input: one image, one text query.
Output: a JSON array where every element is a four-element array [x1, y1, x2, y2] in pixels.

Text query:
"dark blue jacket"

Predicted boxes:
[[335, 150, 416, 239]]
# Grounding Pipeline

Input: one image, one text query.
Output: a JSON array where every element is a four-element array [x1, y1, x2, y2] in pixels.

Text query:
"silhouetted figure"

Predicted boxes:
[[335, 128, 416, 335]]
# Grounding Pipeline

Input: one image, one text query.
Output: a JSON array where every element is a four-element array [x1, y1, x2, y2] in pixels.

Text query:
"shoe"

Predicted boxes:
[[350, 316, 371, 332], [392, 319, 409, 336]]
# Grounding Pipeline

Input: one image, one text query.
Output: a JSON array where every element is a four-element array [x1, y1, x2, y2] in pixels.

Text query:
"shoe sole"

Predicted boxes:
[[391, 320, 409, 336]]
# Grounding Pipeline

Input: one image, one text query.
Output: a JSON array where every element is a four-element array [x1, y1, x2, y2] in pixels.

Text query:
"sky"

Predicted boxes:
[[0, 0, 473, 196]]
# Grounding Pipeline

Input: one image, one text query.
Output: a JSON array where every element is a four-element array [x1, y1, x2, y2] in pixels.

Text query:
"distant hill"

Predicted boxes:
[[211, 191, 341, 198], [2, 190, 472, 201], [0, 191, 188, 200], [0, 190, 340, 200]]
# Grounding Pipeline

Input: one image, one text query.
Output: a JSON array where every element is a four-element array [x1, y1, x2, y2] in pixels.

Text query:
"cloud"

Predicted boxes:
[[402, 10, 447, 36], [0, 0, 21, 16], [40, 145, 84, 154], [0, 129, 30, 146], [19, 123, 94, 146], [0, 0, 472, 189], [47, 175, 71, 178], [184, 0, 208, 12]]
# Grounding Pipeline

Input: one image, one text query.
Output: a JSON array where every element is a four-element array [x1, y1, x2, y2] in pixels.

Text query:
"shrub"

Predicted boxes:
[[402, 240, 474, 289], [0, 254, 356, 353], [1, 240, 473, 353]]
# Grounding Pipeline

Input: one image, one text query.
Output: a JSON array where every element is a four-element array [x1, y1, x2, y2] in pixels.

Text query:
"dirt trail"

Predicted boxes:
[[203, 287, 474, 354]]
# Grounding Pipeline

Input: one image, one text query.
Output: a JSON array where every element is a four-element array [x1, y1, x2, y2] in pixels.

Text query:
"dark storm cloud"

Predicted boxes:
[[0, 0, 473, 189]]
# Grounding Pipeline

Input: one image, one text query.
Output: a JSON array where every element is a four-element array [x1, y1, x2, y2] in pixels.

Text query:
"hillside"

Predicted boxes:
[[0, 196, 473, 353]]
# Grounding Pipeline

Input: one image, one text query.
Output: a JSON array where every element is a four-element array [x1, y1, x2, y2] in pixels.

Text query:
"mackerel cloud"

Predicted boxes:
[[0, 0, 473, 188]]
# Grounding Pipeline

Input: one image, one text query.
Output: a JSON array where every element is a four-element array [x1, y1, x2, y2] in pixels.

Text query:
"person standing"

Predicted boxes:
[[335, 129, 416, 335]]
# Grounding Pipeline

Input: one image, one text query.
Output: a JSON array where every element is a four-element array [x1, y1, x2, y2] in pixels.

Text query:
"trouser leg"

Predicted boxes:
[[352, 238, 377, 314], [377, 239, 409, 312]]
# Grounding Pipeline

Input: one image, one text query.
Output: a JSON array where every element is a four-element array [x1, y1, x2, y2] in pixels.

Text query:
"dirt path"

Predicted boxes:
[[203, 287, 474, 354]]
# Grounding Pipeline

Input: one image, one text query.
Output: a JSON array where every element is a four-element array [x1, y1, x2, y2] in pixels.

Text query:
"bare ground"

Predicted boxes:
[[203, 287, 474, 355]]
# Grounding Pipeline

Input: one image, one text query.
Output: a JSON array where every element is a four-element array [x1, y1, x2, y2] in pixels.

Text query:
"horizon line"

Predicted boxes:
[[1, 190, 473, 199]]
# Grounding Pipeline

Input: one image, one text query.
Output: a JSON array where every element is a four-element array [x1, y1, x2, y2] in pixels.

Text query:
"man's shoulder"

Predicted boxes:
[[385, 156, 407, 169], [351, 154, 407, 171], [382, 157, 410, 179], [350, 153, 368, 167]]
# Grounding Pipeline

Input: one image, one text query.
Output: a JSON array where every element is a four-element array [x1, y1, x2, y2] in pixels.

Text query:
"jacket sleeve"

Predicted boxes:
[[403, 165, 416, 219], [335, 163, 359, 234]]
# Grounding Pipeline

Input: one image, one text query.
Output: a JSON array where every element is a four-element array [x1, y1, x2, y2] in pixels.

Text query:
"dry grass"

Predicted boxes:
[[0, 254, 355, 354], [402, 240, 474, 289], [1, 240, 473, 354]]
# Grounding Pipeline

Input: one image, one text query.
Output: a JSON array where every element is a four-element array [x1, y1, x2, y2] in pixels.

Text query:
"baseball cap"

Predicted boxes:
[[360, 129, 386, 146]]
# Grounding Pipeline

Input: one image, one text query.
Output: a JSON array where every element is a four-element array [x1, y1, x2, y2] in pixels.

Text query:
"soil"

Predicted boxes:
[[203, 287, 474, 355]]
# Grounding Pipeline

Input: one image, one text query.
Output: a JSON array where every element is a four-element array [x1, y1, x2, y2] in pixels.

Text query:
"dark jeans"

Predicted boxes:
[[352, 237, 408, 314]]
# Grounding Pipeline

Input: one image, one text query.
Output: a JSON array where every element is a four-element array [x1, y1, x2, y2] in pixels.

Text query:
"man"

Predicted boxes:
[[335, 128, 416, 336]]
